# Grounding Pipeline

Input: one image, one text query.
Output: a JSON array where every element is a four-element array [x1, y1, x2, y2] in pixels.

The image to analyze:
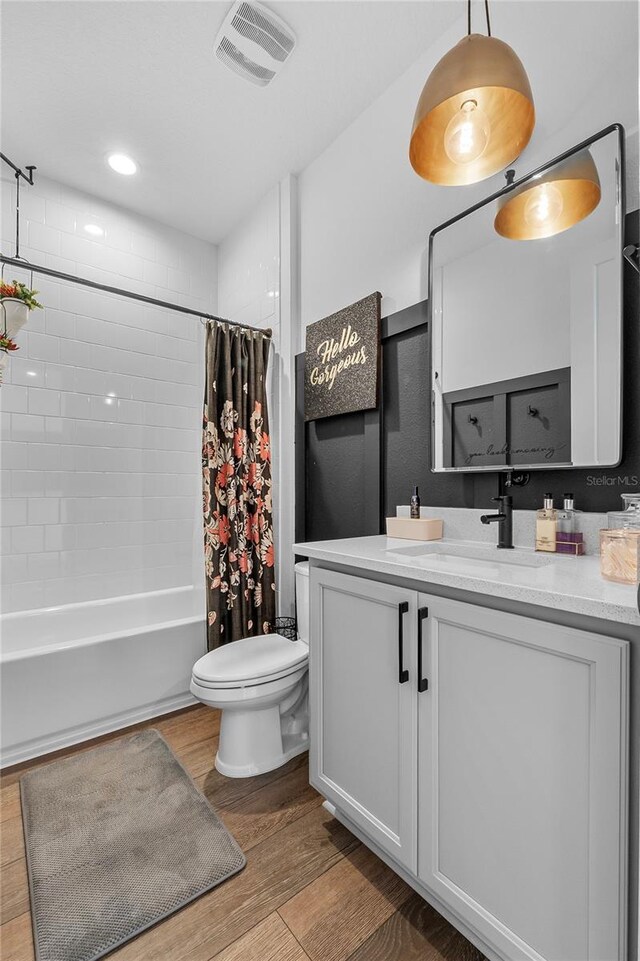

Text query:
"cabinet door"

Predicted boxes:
[[310, 566, 417, 871], [417, 595, 628, 961]]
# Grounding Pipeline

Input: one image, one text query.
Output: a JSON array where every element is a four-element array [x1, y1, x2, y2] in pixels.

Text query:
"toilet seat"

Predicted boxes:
[[191, 664, 308, 706], [192, 662, 307, 691], [192, 633, 308, 689]]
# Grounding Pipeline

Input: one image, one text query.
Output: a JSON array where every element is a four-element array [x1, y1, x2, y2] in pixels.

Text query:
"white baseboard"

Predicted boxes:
[[0, 692, 197, 769]]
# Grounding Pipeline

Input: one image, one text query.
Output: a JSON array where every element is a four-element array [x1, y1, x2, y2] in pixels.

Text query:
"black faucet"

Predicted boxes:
[[480, 495, 514, 549]]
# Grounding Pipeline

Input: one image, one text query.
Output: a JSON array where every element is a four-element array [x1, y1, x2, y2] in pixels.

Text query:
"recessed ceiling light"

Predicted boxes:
[[107, 153, 137, 176], [84, 223, 104, 237]]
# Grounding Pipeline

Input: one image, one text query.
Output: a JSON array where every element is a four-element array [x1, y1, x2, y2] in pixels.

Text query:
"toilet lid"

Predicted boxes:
[[192, 633, 308, 685]]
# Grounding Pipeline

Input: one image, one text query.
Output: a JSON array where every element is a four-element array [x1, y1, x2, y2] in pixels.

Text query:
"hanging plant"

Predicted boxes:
[[0, 334, 20, 353], [0, 280, 43, 310], [0, 279, 43, 383]]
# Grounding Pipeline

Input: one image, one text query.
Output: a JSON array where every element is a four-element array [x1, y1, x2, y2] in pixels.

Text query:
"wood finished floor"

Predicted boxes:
[[0, 705, 486, 961]]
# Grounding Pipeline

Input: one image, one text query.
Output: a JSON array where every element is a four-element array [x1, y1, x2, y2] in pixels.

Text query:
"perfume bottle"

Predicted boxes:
[[410, 487, 421, 519], [536, 493, 557, 552], [556, 493, 584, 555]]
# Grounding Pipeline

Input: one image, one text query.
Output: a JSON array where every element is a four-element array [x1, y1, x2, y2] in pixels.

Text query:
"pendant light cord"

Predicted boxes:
[[467, 0, 492, 36]]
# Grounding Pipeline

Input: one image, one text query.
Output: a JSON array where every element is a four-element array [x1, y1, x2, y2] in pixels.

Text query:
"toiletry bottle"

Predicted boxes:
[[557, 493, 584, 532], [536, 493, 557, 552], [556, 493, 575, 534], [410, 487, 421, 519], [556, 493, 584, 555]]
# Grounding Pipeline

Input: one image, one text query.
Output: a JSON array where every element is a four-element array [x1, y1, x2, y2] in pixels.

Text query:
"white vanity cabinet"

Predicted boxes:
[[417, 595, 628, 961], [309, 567, 418, 871], [309, 566, 629, 961]]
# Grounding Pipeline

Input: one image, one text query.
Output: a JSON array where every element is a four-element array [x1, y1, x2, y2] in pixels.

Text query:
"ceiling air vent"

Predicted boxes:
[[214, 1, 296, 87]]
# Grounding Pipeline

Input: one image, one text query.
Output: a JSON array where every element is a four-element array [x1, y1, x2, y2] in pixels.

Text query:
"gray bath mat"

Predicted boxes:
[[20, 729, 246, 961]]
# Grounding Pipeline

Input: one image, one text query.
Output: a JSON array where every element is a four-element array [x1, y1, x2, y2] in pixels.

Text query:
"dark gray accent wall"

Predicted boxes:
[[304, 411, 373, 541], [296, 210, 639, 541], [381, 321, 472, 520]]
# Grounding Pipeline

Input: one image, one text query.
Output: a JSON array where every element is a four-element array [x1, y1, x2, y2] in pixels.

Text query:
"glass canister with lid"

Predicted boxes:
[[600, 494, 640, 584]]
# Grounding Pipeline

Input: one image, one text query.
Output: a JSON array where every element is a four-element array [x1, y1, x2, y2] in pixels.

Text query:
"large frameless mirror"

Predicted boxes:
[[429, 124, 624, 472]]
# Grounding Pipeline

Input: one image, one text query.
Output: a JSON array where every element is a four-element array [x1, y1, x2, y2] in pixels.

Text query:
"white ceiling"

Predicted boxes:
[[0, 1, 463, 243]]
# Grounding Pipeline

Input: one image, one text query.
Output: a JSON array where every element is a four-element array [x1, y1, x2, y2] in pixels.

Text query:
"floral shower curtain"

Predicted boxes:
[[202, 321, 275, 650]]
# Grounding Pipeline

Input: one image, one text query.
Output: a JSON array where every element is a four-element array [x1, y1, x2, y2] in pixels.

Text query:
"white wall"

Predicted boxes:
[[216, 186, 284, 613], [217, 187, 280, 340], [216, 179, 299, 618], [0, 174, 216, 614], [298, 1, 638, 338], [438, 244, 570, 394]]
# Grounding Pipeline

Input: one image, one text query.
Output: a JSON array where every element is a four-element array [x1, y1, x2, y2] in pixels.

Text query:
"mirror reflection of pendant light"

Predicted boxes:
[[409, 0, 535, 186], [494, 149, 601, 240]]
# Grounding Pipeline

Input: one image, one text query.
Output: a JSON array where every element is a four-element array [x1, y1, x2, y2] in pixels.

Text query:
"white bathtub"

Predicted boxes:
[[0, 586, 206, 767]]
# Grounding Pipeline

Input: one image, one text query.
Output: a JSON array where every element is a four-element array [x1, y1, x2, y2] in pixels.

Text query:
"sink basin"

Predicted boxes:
[[385, 541, 554, 573]]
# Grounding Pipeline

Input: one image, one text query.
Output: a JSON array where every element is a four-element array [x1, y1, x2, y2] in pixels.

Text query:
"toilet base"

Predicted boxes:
[[215, 730, 309, 778], [213, 691, 309, 778]]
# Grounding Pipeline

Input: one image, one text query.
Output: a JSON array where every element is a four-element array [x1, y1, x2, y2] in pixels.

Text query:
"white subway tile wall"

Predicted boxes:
[[1, 174, 217, 613]]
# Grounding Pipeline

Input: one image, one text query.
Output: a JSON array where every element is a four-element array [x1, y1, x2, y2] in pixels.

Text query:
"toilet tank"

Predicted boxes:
[[294, 562, 310, 644]]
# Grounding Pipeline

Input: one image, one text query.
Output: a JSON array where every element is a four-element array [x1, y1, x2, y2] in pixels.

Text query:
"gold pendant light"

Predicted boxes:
[[494, 149, 601, 240], [409, 0, 535, 186]]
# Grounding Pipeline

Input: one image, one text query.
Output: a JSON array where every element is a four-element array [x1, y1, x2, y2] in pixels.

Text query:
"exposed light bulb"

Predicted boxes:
[[524, 183, 564, 228], [444, 99, 490, 166]]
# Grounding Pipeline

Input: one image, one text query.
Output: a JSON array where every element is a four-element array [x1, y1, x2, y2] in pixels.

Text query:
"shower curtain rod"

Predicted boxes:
[[0, 254, 266, 333]]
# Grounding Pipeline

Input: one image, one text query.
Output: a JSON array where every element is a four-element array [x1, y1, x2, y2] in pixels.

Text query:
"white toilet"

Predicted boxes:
[[190, 561, 310, 777]]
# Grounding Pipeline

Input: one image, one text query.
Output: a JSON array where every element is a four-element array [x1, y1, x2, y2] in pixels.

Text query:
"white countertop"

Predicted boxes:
[[294, 535, 640, 627]]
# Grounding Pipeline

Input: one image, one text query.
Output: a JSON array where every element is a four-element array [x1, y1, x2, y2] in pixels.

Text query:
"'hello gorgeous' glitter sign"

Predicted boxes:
[[304, 292, 380, 422]]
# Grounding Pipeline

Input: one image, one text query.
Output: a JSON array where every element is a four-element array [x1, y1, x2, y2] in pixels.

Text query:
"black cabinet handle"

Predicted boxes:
[[398, 601, 409, 684], [417, 607, 429, 693]]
